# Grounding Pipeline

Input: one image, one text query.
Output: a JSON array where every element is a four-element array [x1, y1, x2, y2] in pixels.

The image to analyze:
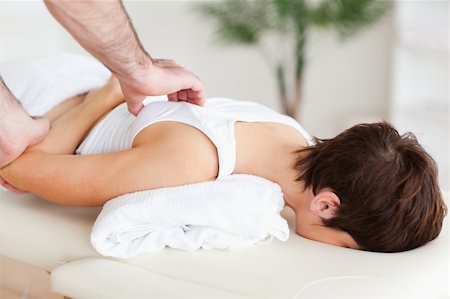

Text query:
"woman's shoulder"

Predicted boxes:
[[206, 98, 314, 145]]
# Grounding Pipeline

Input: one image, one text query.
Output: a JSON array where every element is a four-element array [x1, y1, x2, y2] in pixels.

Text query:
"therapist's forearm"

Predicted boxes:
[[44, 0, 152, 77]]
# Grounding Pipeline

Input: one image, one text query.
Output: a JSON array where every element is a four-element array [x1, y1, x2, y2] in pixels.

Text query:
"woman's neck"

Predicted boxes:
[[234, 121, 309, 208]]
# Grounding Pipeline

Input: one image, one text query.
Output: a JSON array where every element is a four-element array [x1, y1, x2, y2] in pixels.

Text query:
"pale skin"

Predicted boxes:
[[0, 0, 204, 168], [0, 80, 359, 250], [0, 81, 50, 168]]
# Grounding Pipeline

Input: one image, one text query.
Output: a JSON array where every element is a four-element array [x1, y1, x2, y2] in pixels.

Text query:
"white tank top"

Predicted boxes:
[[76, 97, 314, 178]]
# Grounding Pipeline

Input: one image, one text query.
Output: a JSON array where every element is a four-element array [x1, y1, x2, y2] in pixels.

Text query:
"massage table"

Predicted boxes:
[[0, 190, 448, 299]]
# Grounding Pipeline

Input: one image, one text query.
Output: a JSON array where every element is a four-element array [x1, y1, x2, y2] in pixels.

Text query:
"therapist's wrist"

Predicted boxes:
[[114, 50, 153, 80]]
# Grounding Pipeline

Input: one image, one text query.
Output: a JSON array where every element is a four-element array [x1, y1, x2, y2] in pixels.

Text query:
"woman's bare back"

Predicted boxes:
[[132, 120, 308, 193]]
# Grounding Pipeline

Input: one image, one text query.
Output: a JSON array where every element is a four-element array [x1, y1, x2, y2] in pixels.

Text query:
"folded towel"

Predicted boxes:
[[0, 53, 110, 116], [91, 174, 289, 258]]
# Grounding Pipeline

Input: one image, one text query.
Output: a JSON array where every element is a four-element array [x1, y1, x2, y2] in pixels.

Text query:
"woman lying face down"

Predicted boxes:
[[0, 78, 446, 253]]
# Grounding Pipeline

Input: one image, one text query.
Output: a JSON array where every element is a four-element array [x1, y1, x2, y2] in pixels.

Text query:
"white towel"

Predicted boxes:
[[0, 53, 110, 116], [91, 174, 289, 258]]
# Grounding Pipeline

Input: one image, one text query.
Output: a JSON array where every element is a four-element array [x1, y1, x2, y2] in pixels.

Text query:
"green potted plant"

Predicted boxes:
[[196, 0, 391, 119]]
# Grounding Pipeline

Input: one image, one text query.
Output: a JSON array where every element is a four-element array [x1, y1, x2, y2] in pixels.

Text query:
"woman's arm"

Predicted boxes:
[[1, 137, 216, 206], [0, 78, 217, 206], [30, 78, 124, 155], [0, 77, 127, 201], [0, 79, 121, 194], [1, 150, 135, 206]]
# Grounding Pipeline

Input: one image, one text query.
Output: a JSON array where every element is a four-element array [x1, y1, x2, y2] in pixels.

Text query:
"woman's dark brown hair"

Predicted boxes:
[[295, 122, 447, 252]]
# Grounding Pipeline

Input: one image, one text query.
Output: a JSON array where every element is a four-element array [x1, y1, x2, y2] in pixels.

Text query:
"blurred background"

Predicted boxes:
[[0, 0, 448, 189]]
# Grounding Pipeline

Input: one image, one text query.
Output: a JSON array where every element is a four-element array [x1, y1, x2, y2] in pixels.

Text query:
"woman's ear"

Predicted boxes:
[[310, 189, 341, 220]]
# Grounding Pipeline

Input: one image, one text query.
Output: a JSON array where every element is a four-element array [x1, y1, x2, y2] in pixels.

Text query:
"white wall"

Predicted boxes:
[[389, 1, 449, 189], [302, 18, 393, 137]]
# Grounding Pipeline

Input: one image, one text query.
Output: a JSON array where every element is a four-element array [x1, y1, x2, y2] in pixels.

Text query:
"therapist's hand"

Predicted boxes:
[[0, 177, 28, 195], [116, 58, 206, 116]]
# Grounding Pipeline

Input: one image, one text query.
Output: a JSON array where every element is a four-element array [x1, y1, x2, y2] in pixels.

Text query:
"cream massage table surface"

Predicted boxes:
[[0, 191, 449, 298]]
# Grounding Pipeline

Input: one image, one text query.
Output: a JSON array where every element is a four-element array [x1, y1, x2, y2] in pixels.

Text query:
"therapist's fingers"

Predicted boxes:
[[167, 92, 178, 102], [118, 80, 145, 116], [126, 102, 144, 116], [0, 177, 6, 190], [167, 89, 205, 105], [0, 177, 28, 194], [178, 90, 188, 102], [187, 89, 206, 106], [28, 116, 50, 146]]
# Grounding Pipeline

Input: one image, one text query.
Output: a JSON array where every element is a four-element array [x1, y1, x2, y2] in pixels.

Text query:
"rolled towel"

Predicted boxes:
[[91, 174, 289, 258]]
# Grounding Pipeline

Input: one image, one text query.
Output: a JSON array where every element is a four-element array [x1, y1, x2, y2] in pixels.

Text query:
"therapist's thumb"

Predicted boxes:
[[127, 102, 144, 116], [28, 116, 50, 146]]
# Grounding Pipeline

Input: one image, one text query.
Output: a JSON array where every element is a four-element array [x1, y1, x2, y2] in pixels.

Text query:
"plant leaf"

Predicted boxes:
[[195, 0, 272, 45], [310, 0, 392, 39]]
